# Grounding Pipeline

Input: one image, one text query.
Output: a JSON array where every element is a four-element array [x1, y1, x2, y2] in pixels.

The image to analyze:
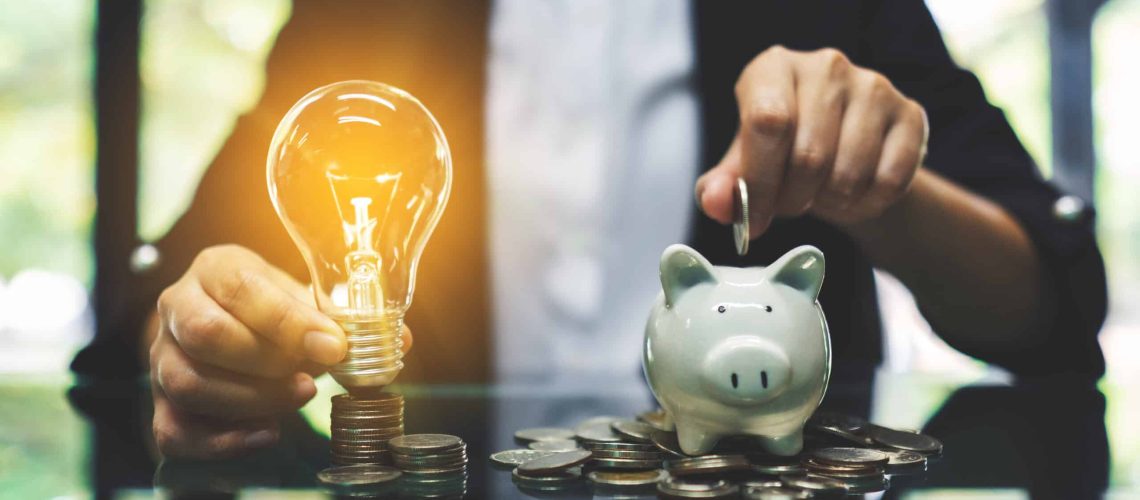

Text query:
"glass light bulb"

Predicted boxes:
[[267, 80, 451, 392]]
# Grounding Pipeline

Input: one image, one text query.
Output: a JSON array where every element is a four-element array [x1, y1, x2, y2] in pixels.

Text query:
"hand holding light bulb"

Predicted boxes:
[[149, 244, 413, 458]]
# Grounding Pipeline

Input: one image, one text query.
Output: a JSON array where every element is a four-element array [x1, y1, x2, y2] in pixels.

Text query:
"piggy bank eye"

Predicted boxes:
[[765, 305, 773, 312], [717, 305, 727, 313]]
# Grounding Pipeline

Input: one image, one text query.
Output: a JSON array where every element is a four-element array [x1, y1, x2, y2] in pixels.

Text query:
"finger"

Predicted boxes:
[[401, 324, 413, 353], [159, 281, 302, 378], [819, 73, 893, 209], [197, 260, 345, 365], [777, 54, 847, 215], [152, 388, 280, 459], [859, 100, 926, 216], [735, 49, 798, 235], [154, 338, 316, 419]]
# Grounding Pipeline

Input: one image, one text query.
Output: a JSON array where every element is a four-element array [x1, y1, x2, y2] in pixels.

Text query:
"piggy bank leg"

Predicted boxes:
[[759, 429, 804, 456], [662, 411, 676, 431], [675, 422, 721, 455]]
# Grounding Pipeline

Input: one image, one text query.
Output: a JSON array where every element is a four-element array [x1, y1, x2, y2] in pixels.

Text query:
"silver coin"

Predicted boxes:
[[839, 474, 889, 493], [611, 420, 656, 443], [591, 449, 666, 460], [587, 469, 667, 487], [812, 447, 890, 467], [865, 424, 943, 455], [665, 454, 751, 476], [879, 449, 927, 474], [591, 457, 664, 470], [656, 477, 739, 498], [529, 439, 580, 452], [807, 412, 866, 433], [751, 462, 804, 475], [779, 473, 848, 494], [734, 177, 750, 256], [651, 430, 689, 457], [489, 449, 556, 468], [575, 415, 623, 434], [802, 458, 883, 478], [739, 479, 783, 490], [740, 486, 812, 500], [517, 449, 593, 475], [387, 434, 463, 455], [586, 441, 660, 453], [317, 464, 402, 486], [576, 421, 622, 443], [637, 409, 672, 432], [514, 427, 576, 443]]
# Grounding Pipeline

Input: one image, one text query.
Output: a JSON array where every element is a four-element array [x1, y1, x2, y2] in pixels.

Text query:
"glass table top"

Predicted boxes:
[[0, 369, 1136, 499]]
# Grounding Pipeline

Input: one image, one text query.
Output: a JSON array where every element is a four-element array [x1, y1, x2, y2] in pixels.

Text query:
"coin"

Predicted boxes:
[[878, 449, 927, 474], [802, 458, 883, 478], [590, 449, 666, 460], [317, 464, 402, 486], [864, 424, 943, 455], [811, 447, 890, 467], [528, 439, 580, 452], [656, 477, 739, 499], [637, 408, 672, 431], [592, 457, 664, 470], [576, 420, 623, 443], [575, 415, 622, 433], [588, 469, 667, 487], [666, 454, 751, 476], [388, 434, 463, 455], [611, 419, 656, 443], [489, 449, 556, 469], [734, 177, 750, 256], [517, 449, 593, 475], [514, 427, 576, 444], [779, 473, 848, 495], [585, 441, 660, 453], [740, 486, 812, 499], [651, 430, 690, 457], [512, 466, 582, 491]]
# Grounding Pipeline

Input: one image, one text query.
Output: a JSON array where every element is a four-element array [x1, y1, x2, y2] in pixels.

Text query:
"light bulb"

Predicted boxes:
[[267, 80, 451, 393]]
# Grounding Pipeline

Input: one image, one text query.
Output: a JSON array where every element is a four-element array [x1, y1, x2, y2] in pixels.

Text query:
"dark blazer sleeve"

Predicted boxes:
[[857, 0, 1106, 378], [74, 0, 493, 382]]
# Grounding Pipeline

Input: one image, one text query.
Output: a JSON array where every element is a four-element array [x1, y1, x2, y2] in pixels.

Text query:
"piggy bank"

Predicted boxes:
[[643, 244, 830, 456]]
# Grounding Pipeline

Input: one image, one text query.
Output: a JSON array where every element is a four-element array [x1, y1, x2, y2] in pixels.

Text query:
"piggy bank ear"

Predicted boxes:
[[768, 245, 825, 300], [660, 244, 718, 307]]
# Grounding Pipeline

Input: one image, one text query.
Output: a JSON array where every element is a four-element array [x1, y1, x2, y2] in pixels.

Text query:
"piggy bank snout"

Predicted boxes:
[[700, 337, 791, 407]]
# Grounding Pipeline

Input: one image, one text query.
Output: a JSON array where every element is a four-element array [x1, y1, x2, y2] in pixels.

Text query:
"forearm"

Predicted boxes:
[[838, 168, 1053, 352]]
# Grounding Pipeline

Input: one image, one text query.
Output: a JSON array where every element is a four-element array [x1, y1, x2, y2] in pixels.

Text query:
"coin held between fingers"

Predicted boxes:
[[734, 177, 750, 256]]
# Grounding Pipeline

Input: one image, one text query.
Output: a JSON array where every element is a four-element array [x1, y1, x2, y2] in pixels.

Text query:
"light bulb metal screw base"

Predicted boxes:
[[331, 314, 405, 394]]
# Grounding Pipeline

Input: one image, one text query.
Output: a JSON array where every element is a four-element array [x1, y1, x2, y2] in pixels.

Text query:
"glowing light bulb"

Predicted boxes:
[[267, 80, 451, 393]]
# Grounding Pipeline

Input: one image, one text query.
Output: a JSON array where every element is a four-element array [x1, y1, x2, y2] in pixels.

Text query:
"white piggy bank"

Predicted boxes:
[[643, 244, 831, 456]]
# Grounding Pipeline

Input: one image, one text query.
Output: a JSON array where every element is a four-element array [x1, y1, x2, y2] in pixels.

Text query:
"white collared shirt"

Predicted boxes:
[[485, 0, 699, 386]]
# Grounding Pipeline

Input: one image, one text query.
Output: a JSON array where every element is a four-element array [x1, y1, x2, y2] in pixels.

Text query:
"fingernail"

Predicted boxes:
[[304, 331, 345, 365], [244, 429, 277, 449]]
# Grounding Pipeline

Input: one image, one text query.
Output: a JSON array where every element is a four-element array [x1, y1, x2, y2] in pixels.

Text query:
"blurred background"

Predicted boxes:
[[0, 0, 1137, 496]]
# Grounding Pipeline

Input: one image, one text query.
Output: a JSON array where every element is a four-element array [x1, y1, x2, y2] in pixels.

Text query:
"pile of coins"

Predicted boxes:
[[388, 434, 469, 497], [490, 409, 943, 498], [390, 434, 469, 474], [329, 392, 405, 466]]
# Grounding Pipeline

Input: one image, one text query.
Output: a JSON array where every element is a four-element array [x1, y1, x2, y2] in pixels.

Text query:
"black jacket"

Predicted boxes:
[[74, 0, 1106, 382]]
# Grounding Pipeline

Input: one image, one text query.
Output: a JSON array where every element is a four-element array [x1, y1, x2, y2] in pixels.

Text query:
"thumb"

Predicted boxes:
[[695, 136, 743, 225]]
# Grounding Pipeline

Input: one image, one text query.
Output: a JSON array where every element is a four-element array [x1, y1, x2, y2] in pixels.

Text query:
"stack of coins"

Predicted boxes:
[[512, 450, 592, 493], [329, 392, 404, 466], [389, 434, 469, 475], [390, 434, 469, 497], [802, 447, 890, 493]]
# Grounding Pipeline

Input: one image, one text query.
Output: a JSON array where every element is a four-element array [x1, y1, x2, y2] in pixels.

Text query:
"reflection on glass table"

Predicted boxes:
[[0, 369, 1126, 499]]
